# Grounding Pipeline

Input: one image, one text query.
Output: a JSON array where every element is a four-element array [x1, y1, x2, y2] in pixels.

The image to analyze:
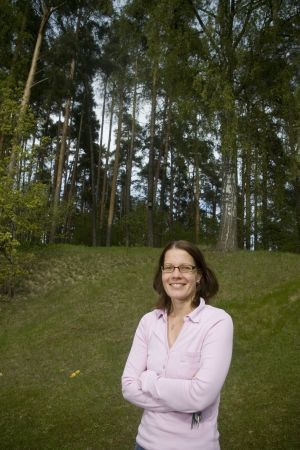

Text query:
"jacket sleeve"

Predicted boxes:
[[121, 314, 173, 412], [139, 314, 233, 413]]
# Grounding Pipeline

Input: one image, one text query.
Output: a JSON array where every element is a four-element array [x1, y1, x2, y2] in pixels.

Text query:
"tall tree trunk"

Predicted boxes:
[[169, 148, 174, 228], [253, 145, 259, 249], [154, 96, 168, 201], [27, 135, 36, 185], [8, 4, 59, 176], [147, 66, 158, 247], [261, 144, 269, 249], [17, 139, 26, 190], [245, 143, 252, 249], [65, 107, 84, 237], [37, 110, 50, 182], [216, 148, 237, 251], [125, 69, 138, 246], [190, 0, 246, 251], [106, 85, 123, 246], [160, 99, 171, 212], [51, 111, 62, 198], [89, 126, 97, 247], [294, 130, 300, 252], [96, 76, 108, 207], [49, 16, 79, 243], [194, 152, 200, 244], [99, 94, 115, 240], [216, 0, 238, 251], [49, 94, 73, 243], [294, 173, 300, 253], [62, 132, 72, 202], [239, 151, 245, 249], [212, 186, 218, 222]]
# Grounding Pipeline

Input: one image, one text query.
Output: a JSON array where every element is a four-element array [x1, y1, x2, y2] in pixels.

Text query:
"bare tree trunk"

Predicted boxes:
[[294, 129, 300, 252], [37, 110, 50, 181], [190, 0, 242, 251], [125, 68, 138, 246], [216, 151, 237, 251], [160, 100, 171, 211], [89, 126, 97, 246], [216, 25, 238, 251], [212, 186, 218, 222], [0, 134, 4, 158], [64, 107, 84, 236], [28, 134, 36, 185], [194, 153, 200, 244], [8, 4, 60, 176], [80, 169, 87, 214], [147, 66, 158, 247], [49, 94, 73, 243], [294, 174, 300, 253], [215, 17, 238, 251], [51, 111, 62, 197], [62, 134, 72, 202], [96, 76, 108, 207], [106, 85, 123, 246], [245, 144, 252, 249], [154, 97, 168, 201], [238, 148, 244, 249], [17, 139, 26, 190], [99, 94, 115, 240], [253, 146, 259, 249], [49, 16, 79, 243], [261, 145, 268, 249], [169, 148, 174, 228]]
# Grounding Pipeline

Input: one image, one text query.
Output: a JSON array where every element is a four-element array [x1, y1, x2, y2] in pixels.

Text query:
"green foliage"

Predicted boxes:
[[70, 213, 94, 246], [0, 85, 21, 136], [0, 84, 35, 138], [113, 203, 147, 246], [0, 175, 49, 238], [0, 231, 20, 296], [0, 165, 49, 295]]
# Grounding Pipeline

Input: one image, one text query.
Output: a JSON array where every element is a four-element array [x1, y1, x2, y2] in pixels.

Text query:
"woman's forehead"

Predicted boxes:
[[164, 248, 194, 262]]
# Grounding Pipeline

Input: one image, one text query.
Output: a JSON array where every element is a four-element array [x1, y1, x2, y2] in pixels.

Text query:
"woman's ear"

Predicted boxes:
[[196, 273, 202, 284]]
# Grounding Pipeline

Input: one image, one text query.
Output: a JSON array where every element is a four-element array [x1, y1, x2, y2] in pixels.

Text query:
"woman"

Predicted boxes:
[[122, 240, 233, 450]]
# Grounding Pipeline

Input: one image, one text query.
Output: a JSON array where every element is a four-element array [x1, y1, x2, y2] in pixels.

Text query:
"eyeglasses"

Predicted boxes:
[[161, 264, 197, 273]]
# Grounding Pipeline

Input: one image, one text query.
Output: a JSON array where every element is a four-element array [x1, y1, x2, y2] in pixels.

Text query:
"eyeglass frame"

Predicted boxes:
[[161, 264, 197, 273]]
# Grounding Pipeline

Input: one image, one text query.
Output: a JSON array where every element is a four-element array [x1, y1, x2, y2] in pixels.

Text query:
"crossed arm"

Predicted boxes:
[[121, 314, 233, 414]]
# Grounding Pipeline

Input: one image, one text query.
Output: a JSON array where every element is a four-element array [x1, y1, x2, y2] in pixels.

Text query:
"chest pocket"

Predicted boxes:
[[181, 351, 201, 363], [179, 351, 201, 379]]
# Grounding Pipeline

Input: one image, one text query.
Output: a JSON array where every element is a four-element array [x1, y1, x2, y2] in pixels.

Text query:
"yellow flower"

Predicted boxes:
[[69, 369, 80, 378]]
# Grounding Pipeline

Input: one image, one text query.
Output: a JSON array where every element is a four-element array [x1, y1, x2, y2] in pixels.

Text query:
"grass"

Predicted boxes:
[[0, 244, 300, 449]]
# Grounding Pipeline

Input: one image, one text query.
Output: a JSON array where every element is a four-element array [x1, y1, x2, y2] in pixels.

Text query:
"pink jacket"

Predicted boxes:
[[122, 299, 233, 450]]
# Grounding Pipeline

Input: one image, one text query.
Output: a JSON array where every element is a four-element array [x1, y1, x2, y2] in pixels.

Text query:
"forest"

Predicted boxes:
[[0, 0, 300, 293]]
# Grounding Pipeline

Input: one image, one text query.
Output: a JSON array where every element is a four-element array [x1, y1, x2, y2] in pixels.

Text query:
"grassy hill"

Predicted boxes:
[[1, 245, 300, 449]]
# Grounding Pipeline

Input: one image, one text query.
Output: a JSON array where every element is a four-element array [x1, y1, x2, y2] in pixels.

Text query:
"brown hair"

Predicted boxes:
[[153, 240, 219, 313]]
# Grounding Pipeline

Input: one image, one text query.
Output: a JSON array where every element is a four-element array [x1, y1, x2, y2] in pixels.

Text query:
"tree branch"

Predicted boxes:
[[196, 6, 217, 20], [31, 77, 49, 88], [186, 0, 220, 56], [231, 0, 235, 17], [233, 0, 255, 49]]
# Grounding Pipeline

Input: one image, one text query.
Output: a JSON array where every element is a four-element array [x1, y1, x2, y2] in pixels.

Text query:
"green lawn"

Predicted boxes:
[[0, 245, 300, 449]]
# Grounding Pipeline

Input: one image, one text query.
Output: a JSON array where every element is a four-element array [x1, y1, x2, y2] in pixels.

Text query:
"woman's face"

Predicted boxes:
[[162, 248, 201, 305]]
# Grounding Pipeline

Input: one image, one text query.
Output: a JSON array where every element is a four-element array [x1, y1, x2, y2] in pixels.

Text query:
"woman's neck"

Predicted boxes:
[[169, 299, 194, 318]]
